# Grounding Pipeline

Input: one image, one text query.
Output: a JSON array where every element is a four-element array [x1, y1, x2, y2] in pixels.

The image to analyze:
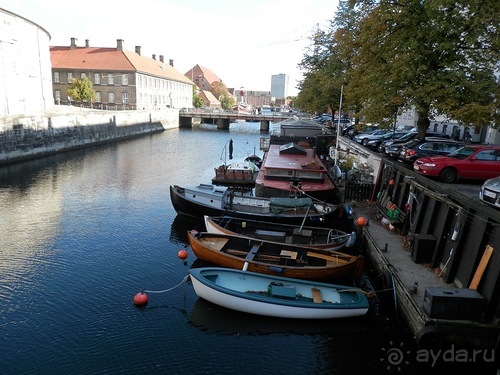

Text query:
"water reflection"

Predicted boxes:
[[188, 297, 369, 336]]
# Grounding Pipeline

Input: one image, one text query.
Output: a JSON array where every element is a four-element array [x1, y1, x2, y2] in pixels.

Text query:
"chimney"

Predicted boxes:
[[169, 59, 174, 67], [116, 39, 124, 51], [70, 37, 77, 49], [135, 46, 141, 56], [159, 55, 164, 63], [152, 54, 156, 60], [85, 39, 90, 48]]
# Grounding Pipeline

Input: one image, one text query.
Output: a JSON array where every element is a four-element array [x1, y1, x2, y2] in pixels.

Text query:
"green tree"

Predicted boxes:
[[219, 94, 236, 110], [344, 0, 499, 136], [67, 76, 96, 102], [298, 0, 499, 137], [192, 86, 204, 108]]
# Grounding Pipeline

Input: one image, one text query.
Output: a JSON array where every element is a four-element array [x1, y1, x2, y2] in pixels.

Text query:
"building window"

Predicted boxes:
[[94, 74, 100, 85], [54, 72, 60, 83], [121, 74, 128, 86], [67, 72, 73, 82], [55, 90, 61, 103], [122, 92, 128, 104], [80, 72, 86, 79], [109, 92, 115, 103], [108, 74, 114, 85], [96, 92, 101, 102]]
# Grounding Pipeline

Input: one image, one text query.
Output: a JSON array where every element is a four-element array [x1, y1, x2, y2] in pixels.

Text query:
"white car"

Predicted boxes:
[[479, 176, 500, 208]]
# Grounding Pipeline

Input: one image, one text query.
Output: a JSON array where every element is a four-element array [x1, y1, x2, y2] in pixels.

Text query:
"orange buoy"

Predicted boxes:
[[133, 290, 148, 306], [357, 217, 367, 227], [178, 249, 188, 260]]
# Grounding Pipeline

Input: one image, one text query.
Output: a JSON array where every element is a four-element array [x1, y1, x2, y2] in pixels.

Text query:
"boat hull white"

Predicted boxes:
[[189, 267, 369, 319]]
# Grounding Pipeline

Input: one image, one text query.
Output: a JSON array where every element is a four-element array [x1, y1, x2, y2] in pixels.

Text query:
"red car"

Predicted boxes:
[[413, 145, 500, 183]]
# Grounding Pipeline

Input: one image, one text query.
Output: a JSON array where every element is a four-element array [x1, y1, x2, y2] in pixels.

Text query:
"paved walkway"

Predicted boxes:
[[353, 200, 451, 309]]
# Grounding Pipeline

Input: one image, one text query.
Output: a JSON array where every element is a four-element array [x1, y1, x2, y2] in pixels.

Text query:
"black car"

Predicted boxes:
[[398, 138, 462, 164], [379, 132, 418, 154], [364, 132, 406, 150], [381, 131, 450, 155]]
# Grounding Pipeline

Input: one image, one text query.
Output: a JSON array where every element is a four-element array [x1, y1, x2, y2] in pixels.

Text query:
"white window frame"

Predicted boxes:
[[108, 92, 115, 103], [54, 72, 60, 83], [121, 74, 128, 86], [67, 72, 73, 82], [94, 73, 100, 85], [108, 74, 114, 85], [122, 92, 128, 104]]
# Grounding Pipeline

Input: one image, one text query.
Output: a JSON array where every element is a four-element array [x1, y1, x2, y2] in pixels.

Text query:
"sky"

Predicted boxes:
[[2, 0, 339, 96]]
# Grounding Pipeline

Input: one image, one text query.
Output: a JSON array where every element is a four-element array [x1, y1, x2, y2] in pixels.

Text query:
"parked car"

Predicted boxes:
[[379, 131, 448, 154], [413, 145, 500, 182], [365, 132, 406, 150], [398, 138, 462, 164], [354, 129, 388, 144], [344, 124, 379, 139], [479, 176, 500, 208]]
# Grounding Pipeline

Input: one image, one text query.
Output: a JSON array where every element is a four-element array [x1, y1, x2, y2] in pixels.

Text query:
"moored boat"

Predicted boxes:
[[187, 231, 364, 281], [188, 267, 370, 319], [255, 143, 338, 203], [211, 160, 259, 187], [170, 184, 342, 226], [204, 215, 356, 251]]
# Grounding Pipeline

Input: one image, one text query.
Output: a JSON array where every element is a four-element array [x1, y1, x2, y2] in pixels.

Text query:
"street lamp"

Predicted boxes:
[[334, 85, 343, 168]]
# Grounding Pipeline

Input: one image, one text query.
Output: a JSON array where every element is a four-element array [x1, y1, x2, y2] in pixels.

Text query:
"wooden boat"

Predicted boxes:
[[188, 267, 370, 319], [255, 143, 339, 203], [187, 231, 364, 281], [203, 215, 356, 252], [211, 161, 259, 187], [170, 184, 342, 226]]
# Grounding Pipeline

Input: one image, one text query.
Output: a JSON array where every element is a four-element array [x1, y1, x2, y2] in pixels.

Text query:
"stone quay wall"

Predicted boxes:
[[0, 107, 179, 165]]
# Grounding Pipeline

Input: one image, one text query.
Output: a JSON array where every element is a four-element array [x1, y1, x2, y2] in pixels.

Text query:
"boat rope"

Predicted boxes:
[[143, 275, 190, 294]]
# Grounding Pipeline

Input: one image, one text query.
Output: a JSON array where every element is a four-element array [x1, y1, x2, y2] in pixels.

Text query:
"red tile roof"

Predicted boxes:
[[50, 46, 193, 84]]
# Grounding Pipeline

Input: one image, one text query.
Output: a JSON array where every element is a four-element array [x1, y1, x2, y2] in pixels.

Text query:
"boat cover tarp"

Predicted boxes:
[[269, 197, 312, 214]]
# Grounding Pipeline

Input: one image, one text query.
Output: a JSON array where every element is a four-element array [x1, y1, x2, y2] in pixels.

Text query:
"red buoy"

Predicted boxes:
[[133, 290, 148, 306], [178, 249, 188, 260], [357, 217, 367, 227]]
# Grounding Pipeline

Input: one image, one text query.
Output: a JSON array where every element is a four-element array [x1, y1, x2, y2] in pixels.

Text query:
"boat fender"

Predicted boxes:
[[133, 290, 148, 306], [345, 231, 357, 247], [268, 266, 284, 274]]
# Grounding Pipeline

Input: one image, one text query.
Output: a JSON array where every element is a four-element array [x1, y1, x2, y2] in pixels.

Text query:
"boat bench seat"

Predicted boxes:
[[312, 288, 323, 303], [245, 242, 262, 261]]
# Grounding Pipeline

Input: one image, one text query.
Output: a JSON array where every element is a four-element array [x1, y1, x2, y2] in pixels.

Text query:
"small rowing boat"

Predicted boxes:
[[203, 215, 356, 251], [188, 267, 370, 319], [187, 231, 364, 281]]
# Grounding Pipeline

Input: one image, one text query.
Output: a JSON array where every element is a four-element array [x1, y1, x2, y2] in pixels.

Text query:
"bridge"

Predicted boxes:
[[179, 109, 294, 130]]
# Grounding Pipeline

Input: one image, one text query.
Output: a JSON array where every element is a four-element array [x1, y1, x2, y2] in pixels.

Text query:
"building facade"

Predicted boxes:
[[271, 73, 289, 99], [51, 38, 194, 110], [0, 8, 53, 116]]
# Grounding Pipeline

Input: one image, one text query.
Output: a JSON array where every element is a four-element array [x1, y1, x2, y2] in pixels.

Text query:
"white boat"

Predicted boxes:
[[188, 267, 370, 319], [203, 215, 356, 251]]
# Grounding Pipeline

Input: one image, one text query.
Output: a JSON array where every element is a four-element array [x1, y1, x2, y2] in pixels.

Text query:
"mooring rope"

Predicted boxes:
[[143, 275, 190, 294]]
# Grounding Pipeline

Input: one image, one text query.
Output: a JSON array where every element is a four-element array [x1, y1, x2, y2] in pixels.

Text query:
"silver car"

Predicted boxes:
[[479, 176, 500, 208]]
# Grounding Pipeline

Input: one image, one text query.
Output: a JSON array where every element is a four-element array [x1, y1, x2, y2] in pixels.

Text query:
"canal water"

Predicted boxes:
[[0, 122, 490, 374]]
